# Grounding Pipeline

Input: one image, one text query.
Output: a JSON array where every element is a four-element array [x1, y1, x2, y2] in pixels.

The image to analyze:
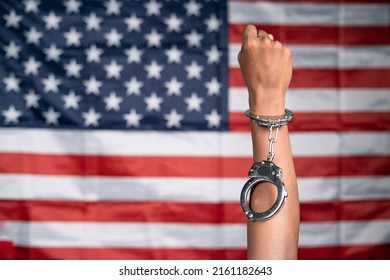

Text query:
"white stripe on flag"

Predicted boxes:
[[228, 2, 390, 26], [1, 221, 389, 248], [298, 176, 390, 202], [0, 175, 389, 203], [229, 88, 390, 112], [0, 175, 244, 202], [0, 221, 246, 248], [0, 129, 389, 156], [229, 45, 390, 68], [299, 220, 390, 247]]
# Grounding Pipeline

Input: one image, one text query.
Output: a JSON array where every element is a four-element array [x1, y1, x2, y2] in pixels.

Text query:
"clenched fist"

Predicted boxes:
[[237, 25, 293, 115]]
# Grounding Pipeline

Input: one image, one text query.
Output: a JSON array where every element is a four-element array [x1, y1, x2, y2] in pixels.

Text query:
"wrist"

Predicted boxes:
[[249, 95, 285, 116]]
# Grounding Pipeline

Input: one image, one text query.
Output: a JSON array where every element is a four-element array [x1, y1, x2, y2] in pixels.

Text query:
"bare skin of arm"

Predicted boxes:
[[237, 25, 300, 259]]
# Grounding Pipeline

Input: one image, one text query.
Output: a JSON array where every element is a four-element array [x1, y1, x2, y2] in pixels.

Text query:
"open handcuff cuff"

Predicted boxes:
[[240, 109, 293, 222]]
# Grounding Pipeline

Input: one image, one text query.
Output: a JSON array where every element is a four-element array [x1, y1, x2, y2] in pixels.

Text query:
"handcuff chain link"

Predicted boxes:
[[267, 124, 279, 162]]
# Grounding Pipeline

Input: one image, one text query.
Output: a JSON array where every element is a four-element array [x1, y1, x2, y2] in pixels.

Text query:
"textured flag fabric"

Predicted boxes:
[[0, 0, 389, 260]]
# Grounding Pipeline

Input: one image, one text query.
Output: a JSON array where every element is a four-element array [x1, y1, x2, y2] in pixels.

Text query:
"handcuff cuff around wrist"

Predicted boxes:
[[240, 109, 292, 222]]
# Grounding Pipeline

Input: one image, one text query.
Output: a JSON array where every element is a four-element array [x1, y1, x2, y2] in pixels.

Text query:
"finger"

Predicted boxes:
[[242, 25, 258, 40], [257, 29, 269, 39]]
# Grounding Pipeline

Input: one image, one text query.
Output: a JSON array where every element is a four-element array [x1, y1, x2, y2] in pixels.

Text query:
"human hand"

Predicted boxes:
[[237, 25, 293, 115]]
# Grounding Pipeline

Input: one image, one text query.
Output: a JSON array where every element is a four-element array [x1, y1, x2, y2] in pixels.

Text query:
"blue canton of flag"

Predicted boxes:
[[0, 0, 228, 131]]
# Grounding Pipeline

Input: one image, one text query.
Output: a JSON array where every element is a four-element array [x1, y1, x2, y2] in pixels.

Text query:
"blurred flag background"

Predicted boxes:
[[0, 0, 389, 260]]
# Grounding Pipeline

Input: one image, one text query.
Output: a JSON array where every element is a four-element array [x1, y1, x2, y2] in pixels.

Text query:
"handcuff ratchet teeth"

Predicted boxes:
[[240, 160, 288, 222]]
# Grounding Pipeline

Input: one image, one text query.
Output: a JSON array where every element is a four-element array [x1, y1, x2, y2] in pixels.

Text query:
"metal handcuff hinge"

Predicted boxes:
[[240, 109, 292, 222]]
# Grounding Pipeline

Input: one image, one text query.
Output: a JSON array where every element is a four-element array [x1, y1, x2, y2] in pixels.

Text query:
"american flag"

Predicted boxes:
[[0, 0, 389, 260]]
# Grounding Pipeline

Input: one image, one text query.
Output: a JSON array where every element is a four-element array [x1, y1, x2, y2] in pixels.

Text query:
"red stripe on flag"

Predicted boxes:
[[300, 200, 390, 222], [0, 200, 245, 224], [0, 241, 14, 260], [294, 156, 390, 177], [7, 244, 390, 260], [230, 68, 390, 88], [229, 112, 390, 132], [1, 200, 389, 223], [229, 24, 390, 45], [0, 153, 389, 177], [298, 244, 390, 260], [10, 246, 246, 260], [0, 153, 250, 177]]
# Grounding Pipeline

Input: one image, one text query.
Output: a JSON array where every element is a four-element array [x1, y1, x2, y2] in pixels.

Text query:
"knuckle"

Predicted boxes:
[[260, 38, 272, 47], [283, 46, 292, 56], [273, 40, 282, 48], [257, 30, 268, 38]]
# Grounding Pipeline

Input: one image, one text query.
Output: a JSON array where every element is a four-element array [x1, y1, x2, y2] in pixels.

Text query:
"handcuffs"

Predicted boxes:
[[240, 109, 292, 222]]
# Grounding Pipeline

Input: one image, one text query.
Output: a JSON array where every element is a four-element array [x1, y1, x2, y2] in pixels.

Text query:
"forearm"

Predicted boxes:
[[247, 116, 300, 259]]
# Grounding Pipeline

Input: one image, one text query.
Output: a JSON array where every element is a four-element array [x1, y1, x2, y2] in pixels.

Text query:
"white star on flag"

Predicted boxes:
[[205, 77, 221, 95], [23, 57, 41, 75], [84, 76, 102, 95], [205, 109, 222, 128], [105, 28, 123, 47], [4, 41, 21, 59], [64, 59, 83, 78], [184, 92, 204, 112], [2, 105, 22, 124], [44, 44, 63, 62], [23, 0, 40, 13], [164, 109, 183, 128], [185, 61, 204, 79], [82, 108, 101, 127], [165, 14, 183, 32], [123, 109, 142, 127], [165, 77, 183, 96], [43, 11, 62, 30], [204, 14, 221, 32], [124, 77, 143, 95], [165, 45, 183, 64], [145, 0, 162, 16], [85, 45, 103, 63], [125, 46, 143, 63], [84, 13, 102, 31], [4, 10, 22, 28], [145, 29, 163, 47], [206, 45, 222, 64], [144, 92, 163, 111], [64, 0, 82, 14], [184, 0, 202, 16], [185, 29, 203, 47], [105, 0, 122, 15], [104, 60, 123, 79], [43, 107, 61, 125], [64, 27, 82, 46], [145, 60, 164, 79], [24, 27, 43, 45], [104, 92, 123, 111], [3, 73, 21, 92], [124, 14, 143, 32], [24, 90, 40, 108], [62, 90, 82, 110]]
